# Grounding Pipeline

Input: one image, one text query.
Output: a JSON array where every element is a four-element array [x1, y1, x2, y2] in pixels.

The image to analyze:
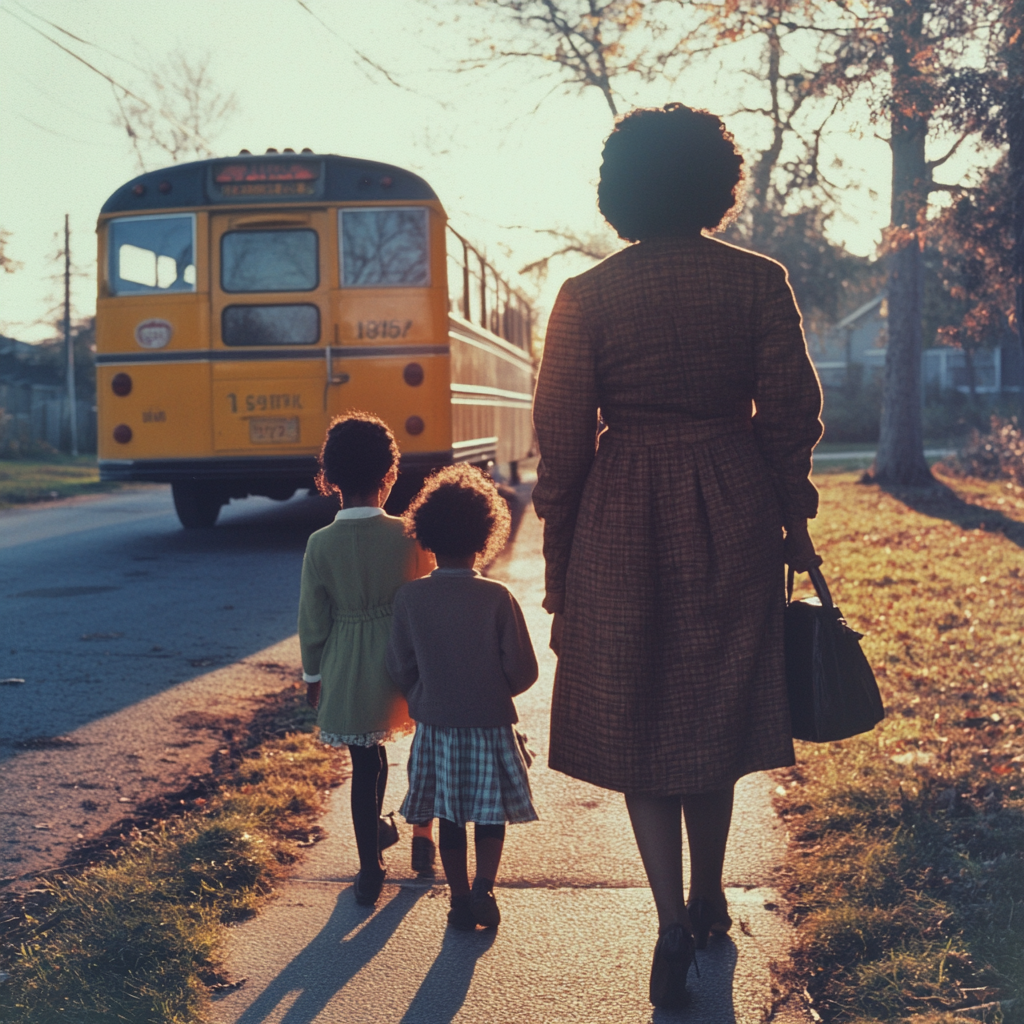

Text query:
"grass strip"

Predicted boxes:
[[0, 456, 128, 509], [777, 472, 1024, 1024], [0, 685, 346, 1024]]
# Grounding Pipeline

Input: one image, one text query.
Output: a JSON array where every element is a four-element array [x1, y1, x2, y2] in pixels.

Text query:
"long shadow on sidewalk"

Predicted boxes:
[[398, 927, 497, 1023], [224, 885, 424, 1024], [654, 937, 739, 1024]]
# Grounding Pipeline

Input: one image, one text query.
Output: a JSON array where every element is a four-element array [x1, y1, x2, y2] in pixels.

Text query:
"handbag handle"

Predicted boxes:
[[787, 564, 834, 610]]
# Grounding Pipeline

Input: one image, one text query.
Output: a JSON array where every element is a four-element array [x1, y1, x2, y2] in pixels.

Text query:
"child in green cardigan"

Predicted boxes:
[[298, 414, 434, 906]]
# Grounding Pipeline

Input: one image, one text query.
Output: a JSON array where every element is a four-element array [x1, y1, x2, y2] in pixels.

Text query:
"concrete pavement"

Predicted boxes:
[[212, 504, 809, 1024]]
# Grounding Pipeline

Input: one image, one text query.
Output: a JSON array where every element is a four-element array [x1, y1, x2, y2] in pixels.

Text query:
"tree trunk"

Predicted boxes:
[[874, 4, 933, 485]]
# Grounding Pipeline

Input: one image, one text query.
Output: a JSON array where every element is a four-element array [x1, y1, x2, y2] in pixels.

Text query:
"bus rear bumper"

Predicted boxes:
[[99, 452, 455, 484]]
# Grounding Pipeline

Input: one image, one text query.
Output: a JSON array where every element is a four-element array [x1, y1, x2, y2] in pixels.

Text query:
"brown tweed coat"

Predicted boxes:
[[532, 235, 823, 795]]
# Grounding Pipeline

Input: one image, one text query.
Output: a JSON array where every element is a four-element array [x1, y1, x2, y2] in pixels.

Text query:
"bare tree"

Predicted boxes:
[[458, 0, 661, 116], [516, 225, 619, 281], [451, 1, 850, 286], [111, 49, 239, 170], [0, 228, 22, 275]]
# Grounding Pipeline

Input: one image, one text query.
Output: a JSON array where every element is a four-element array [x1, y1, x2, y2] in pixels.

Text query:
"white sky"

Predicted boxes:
[[0, 0, 994, 343]]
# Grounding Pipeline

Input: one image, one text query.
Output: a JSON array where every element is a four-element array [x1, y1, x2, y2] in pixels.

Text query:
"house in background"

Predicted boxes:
[[0, 334, 96, 452], [808, 294, 1024, 395]]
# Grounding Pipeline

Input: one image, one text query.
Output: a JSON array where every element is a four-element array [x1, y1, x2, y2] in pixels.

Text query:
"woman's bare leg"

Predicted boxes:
[[681, 786, 734, 903], [625, 793, 691, 934]]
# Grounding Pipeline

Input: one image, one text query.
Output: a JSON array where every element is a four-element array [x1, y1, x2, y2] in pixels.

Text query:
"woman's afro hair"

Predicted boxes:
[[316, 412, 399, 499], [597, 103, 745, 242], [405, 464, 511, 564]]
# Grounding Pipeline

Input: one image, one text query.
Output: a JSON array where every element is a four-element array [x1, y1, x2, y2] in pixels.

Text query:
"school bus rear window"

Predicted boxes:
[[221, 229, 319, 293], [109, 214, 196, 296], [340, 208, 430, 288], [221, 304, 320, 346]]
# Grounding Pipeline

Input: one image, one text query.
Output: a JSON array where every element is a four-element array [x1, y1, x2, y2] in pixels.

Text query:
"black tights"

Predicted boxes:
[[437, 818, 506, 894], [349, 744, 388, 875], [438, 818, 506, 850]]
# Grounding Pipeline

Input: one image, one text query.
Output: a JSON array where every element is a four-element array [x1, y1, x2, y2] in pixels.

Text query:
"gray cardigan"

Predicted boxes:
[[385, 569, 538, 728]]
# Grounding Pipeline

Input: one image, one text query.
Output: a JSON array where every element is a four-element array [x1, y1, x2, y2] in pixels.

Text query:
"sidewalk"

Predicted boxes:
[[211, 505, 809, 1024]]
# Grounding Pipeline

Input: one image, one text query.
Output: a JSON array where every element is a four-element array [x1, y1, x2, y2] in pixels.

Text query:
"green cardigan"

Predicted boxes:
[[298, 513, 432, 737]]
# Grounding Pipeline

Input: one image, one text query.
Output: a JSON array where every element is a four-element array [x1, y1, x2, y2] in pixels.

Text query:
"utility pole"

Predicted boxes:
[[63, 213, 78, 456]]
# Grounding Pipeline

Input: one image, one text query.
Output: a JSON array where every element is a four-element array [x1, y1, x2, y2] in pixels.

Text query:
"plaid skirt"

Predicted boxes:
[[400, 724, 538, 826]]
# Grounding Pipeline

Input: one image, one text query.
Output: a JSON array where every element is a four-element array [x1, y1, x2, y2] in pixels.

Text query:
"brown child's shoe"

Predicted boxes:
[[412, 835, 436, 878]]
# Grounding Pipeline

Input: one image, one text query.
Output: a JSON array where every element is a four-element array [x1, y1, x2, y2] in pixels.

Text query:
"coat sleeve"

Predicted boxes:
[[297, 546, 332, 683], [751, 261, 823, 527], [532, 278, 599, 606], [385, 590, 419, 695], [498, 591, 539, 696]]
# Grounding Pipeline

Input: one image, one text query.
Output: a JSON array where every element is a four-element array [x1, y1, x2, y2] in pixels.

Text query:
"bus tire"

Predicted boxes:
[[172, 481, 223, 529]]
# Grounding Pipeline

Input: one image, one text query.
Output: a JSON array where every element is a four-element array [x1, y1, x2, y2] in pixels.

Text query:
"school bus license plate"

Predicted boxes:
[[249, 417, 299, 444]]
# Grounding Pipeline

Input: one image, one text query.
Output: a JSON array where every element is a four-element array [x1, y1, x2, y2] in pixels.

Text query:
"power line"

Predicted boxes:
[[8, 0, 150, 77], [0, 5, 151, 107], [10, 68, 115, 125], [1, 4, 207, 152], [0, 105, 110, 146], [291, 0, 420, 96]]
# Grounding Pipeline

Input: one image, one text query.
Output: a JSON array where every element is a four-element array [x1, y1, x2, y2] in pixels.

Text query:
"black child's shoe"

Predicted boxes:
[[354, 866, 386, 906], [447, 893, 477, 931], [470, 877, 501, 929], [411, 835, 436, 878]]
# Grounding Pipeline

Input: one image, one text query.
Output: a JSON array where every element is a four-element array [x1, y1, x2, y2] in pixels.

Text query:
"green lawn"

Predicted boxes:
[[0, 456, 128, 509]]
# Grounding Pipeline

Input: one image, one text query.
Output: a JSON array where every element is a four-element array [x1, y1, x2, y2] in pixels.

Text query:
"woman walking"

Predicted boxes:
[[532, 103, 823, 1009]]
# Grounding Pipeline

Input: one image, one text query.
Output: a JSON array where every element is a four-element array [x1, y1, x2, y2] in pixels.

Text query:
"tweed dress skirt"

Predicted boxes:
[[548, 416, 797, 795], [400, 724, 538, 826]]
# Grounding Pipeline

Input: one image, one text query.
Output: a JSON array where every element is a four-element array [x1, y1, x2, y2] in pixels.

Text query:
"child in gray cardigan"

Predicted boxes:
[[387, 465, 538, 931]]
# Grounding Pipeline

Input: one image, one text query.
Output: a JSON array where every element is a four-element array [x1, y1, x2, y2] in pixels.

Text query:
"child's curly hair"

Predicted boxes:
[[316, 412, 399, 498], [405, 464, 511, 565]]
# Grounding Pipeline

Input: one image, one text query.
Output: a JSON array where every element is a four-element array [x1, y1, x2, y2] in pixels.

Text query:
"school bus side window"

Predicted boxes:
[[340, 208, 430, 288], [221, 230, 319, 293], [109, 214, 196, 296]]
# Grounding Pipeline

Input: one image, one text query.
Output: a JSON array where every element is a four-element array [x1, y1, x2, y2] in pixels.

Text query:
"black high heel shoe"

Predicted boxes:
[[687, 896, 732, 950], [649, 924, 697, 1009]]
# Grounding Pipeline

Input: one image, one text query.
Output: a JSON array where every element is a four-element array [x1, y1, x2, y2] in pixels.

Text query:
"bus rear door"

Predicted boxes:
[[209, 210, 332, 460]]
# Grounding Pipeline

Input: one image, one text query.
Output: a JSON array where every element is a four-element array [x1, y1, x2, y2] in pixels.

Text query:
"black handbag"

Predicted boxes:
[[784, 565, 885, 742]]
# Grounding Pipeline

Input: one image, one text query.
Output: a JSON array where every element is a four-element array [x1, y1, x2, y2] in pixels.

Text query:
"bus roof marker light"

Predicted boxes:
[[301, 148, 313, 153], [113, 424, 133, 444], [132, 183, 146, 197], [158, 181, 172, 194], [266, 148, 278, 153], [405, 416, 425, 436], [403, 363, 424, 387], [381, 176, 394, 188], [239, 149, 252, 154], [358, 175, 372, 188], [111, 373, 132, 397]]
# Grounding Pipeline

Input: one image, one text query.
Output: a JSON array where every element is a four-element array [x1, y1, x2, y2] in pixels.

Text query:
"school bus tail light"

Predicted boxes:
[[403, 363, 424, 387], [113, 424, 133, 444], [111, 373, 132, 396], [405, 416, 424, 436]]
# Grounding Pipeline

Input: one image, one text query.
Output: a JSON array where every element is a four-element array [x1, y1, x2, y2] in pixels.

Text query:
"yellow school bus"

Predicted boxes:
[[95, 151, 535, 527]]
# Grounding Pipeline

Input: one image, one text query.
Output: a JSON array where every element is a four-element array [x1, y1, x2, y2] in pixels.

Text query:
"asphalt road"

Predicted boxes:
[[0, 486, 339, 880]]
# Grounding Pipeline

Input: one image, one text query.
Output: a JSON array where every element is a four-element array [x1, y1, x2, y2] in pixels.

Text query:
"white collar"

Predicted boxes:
[[335, 506, 386, 521]]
